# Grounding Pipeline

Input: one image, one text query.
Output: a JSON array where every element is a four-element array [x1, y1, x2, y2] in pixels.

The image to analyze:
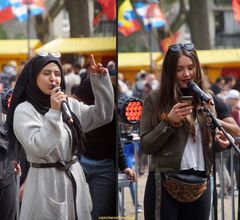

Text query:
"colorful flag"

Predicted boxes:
[[232, 0, 240, 22], [0, 0, 45, 23], [118, 0, 141, 37], [93, 0, 116, 25], [134, 2, 166, 30]]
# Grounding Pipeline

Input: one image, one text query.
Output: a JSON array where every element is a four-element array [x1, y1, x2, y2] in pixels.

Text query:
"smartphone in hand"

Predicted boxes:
[[180, 96, 193, 106]]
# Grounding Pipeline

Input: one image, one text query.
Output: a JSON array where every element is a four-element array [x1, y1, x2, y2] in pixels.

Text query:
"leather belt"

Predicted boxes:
[[31, 157, 78, 220], [31, 157, 78, 169]]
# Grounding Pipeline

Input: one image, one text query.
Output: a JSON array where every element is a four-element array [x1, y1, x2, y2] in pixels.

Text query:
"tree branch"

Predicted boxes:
[[48, 0, 64, 20], [170, 0, 188, 33]]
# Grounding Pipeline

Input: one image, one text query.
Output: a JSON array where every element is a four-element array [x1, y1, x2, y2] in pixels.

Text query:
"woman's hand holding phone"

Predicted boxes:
[[167, 96, 193, 123]]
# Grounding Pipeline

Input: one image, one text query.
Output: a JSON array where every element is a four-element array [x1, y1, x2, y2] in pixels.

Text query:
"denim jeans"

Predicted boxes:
[[79, 155, 117, 220], [0, 180, 16, 220]]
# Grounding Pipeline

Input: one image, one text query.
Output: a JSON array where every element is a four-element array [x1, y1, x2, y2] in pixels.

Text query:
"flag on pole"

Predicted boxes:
[[97, 0, 116, 21], [118, 0, 141, 37], [93, 0, 116, 25], [134, 2, 166, 30], [0, 0, 45, 23], [232, 0, 240, 22]]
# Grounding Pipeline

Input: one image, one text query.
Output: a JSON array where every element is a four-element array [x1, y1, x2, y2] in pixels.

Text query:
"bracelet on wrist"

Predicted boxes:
[[160, 112, 182, 128]]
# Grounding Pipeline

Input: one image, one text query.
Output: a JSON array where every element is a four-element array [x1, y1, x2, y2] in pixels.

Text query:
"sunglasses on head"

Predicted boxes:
[[36, 50, 61, 58], [169, 43, 195, 52]]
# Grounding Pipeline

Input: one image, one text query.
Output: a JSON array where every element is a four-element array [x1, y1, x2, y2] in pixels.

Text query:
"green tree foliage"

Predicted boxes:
[[0, 25, 9, 39]]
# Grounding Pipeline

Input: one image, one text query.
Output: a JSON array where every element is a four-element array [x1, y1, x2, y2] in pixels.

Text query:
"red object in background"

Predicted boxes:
[[93, 0, 116, 25], [232, 0, 240, 23], [22, 0, 33, 3], [160, 32, 179, 53], [221, 67, 240, 79], [0, 6, 14, 23], [101, 55, 116, 67]]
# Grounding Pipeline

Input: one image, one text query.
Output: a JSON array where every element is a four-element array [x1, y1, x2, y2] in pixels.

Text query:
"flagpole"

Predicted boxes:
[[148, 21, 153, 73], [26, 1, 31, 60]]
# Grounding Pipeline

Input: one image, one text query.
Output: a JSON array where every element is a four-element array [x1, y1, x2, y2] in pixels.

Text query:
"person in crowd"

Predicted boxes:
[[6, 52, 114, 220], [224, 89, 240, 190], [132, 70, 148, 100], [118, 73, 131, 99], [123, 141, 144, 213], [0, 91, 21, 220], [218, 75, 237, 100], [63, 63, 81, 97], [0, 63, 17, 89], [148, 73, 159, 90], [212, 93, 240, 197], [210, 76, 225, 95], [140, 43, 231, 220], [72, 70, 135, 219], [73, 62, 82, 75], [224, 76, 237, 91], [225, 89, 240, 126], [107, 60, 117, 77]]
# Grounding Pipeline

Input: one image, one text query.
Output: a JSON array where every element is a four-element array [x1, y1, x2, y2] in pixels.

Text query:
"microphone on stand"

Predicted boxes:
[[187, 81, 214, 105], [51, 84, 74, 124]]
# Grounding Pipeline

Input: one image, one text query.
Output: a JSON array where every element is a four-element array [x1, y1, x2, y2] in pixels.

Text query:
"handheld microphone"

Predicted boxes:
[[187, 81, 214, 105], [51, 85, 74, 124]]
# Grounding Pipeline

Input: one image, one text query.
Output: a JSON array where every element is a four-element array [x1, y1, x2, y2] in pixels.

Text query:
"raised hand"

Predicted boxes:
[[89, 54, 108, 76]]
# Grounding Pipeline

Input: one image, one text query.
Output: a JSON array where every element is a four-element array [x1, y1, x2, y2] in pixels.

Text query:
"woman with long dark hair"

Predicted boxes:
[[140, 43, 231, 220]]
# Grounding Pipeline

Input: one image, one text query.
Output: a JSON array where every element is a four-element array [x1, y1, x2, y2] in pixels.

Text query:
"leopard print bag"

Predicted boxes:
[[162, 173, 208, 203]]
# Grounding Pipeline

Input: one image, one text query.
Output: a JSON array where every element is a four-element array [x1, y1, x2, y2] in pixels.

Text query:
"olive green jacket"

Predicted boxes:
[[140, 91, 214, 175]]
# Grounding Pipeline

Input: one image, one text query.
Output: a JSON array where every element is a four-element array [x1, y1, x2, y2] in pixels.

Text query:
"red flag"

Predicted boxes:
[[93, 0, 116, 25], [0, 6, 14, 23], [232, 0, 240, 22]]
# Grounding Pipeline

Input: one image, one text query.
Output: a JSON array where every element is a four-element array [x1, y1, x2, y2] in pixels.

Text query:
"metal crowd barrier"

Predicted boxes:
[[118, 173, 131, 217], [211, 144, 240, 220], [118, 136, 140, 220]]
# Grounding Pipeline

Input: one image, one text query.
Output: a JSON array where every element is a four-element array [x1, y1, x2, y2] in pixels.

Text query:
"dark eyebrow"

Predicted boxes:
[[42, 69, 61, 73]]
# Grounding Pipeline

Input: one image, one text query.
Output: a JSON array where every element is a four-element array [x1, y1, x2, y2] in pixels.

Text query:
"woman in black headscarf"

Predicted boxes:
[[6, 53, 114, 220]]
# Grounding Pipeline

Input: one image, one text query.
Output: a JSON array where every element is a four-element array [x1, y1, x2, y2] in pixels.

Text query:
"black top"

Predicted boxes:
[[212, 94, 231, 120], [84, 114, 116, 161], [0, 123, 15, 188], [83, 113, 127, 171], [210, 84, 221, 95], [0, 158, 15, 188]]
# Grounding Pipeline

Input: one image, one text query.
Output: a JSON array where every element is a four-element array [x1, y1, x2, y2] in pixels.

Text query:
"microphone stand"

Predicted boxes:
[[202, 103, 240, 220]]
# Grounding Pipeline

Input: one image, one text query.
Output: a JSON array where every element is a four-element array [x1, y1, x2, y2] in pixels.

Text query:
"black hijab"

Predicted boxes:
[[7, 54, 85, 160]]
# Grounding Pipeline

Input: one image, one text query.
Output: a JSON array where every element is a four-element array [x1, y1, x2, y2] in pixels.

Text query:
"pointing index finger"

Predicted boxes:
[[89, 54, 96, 67]]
